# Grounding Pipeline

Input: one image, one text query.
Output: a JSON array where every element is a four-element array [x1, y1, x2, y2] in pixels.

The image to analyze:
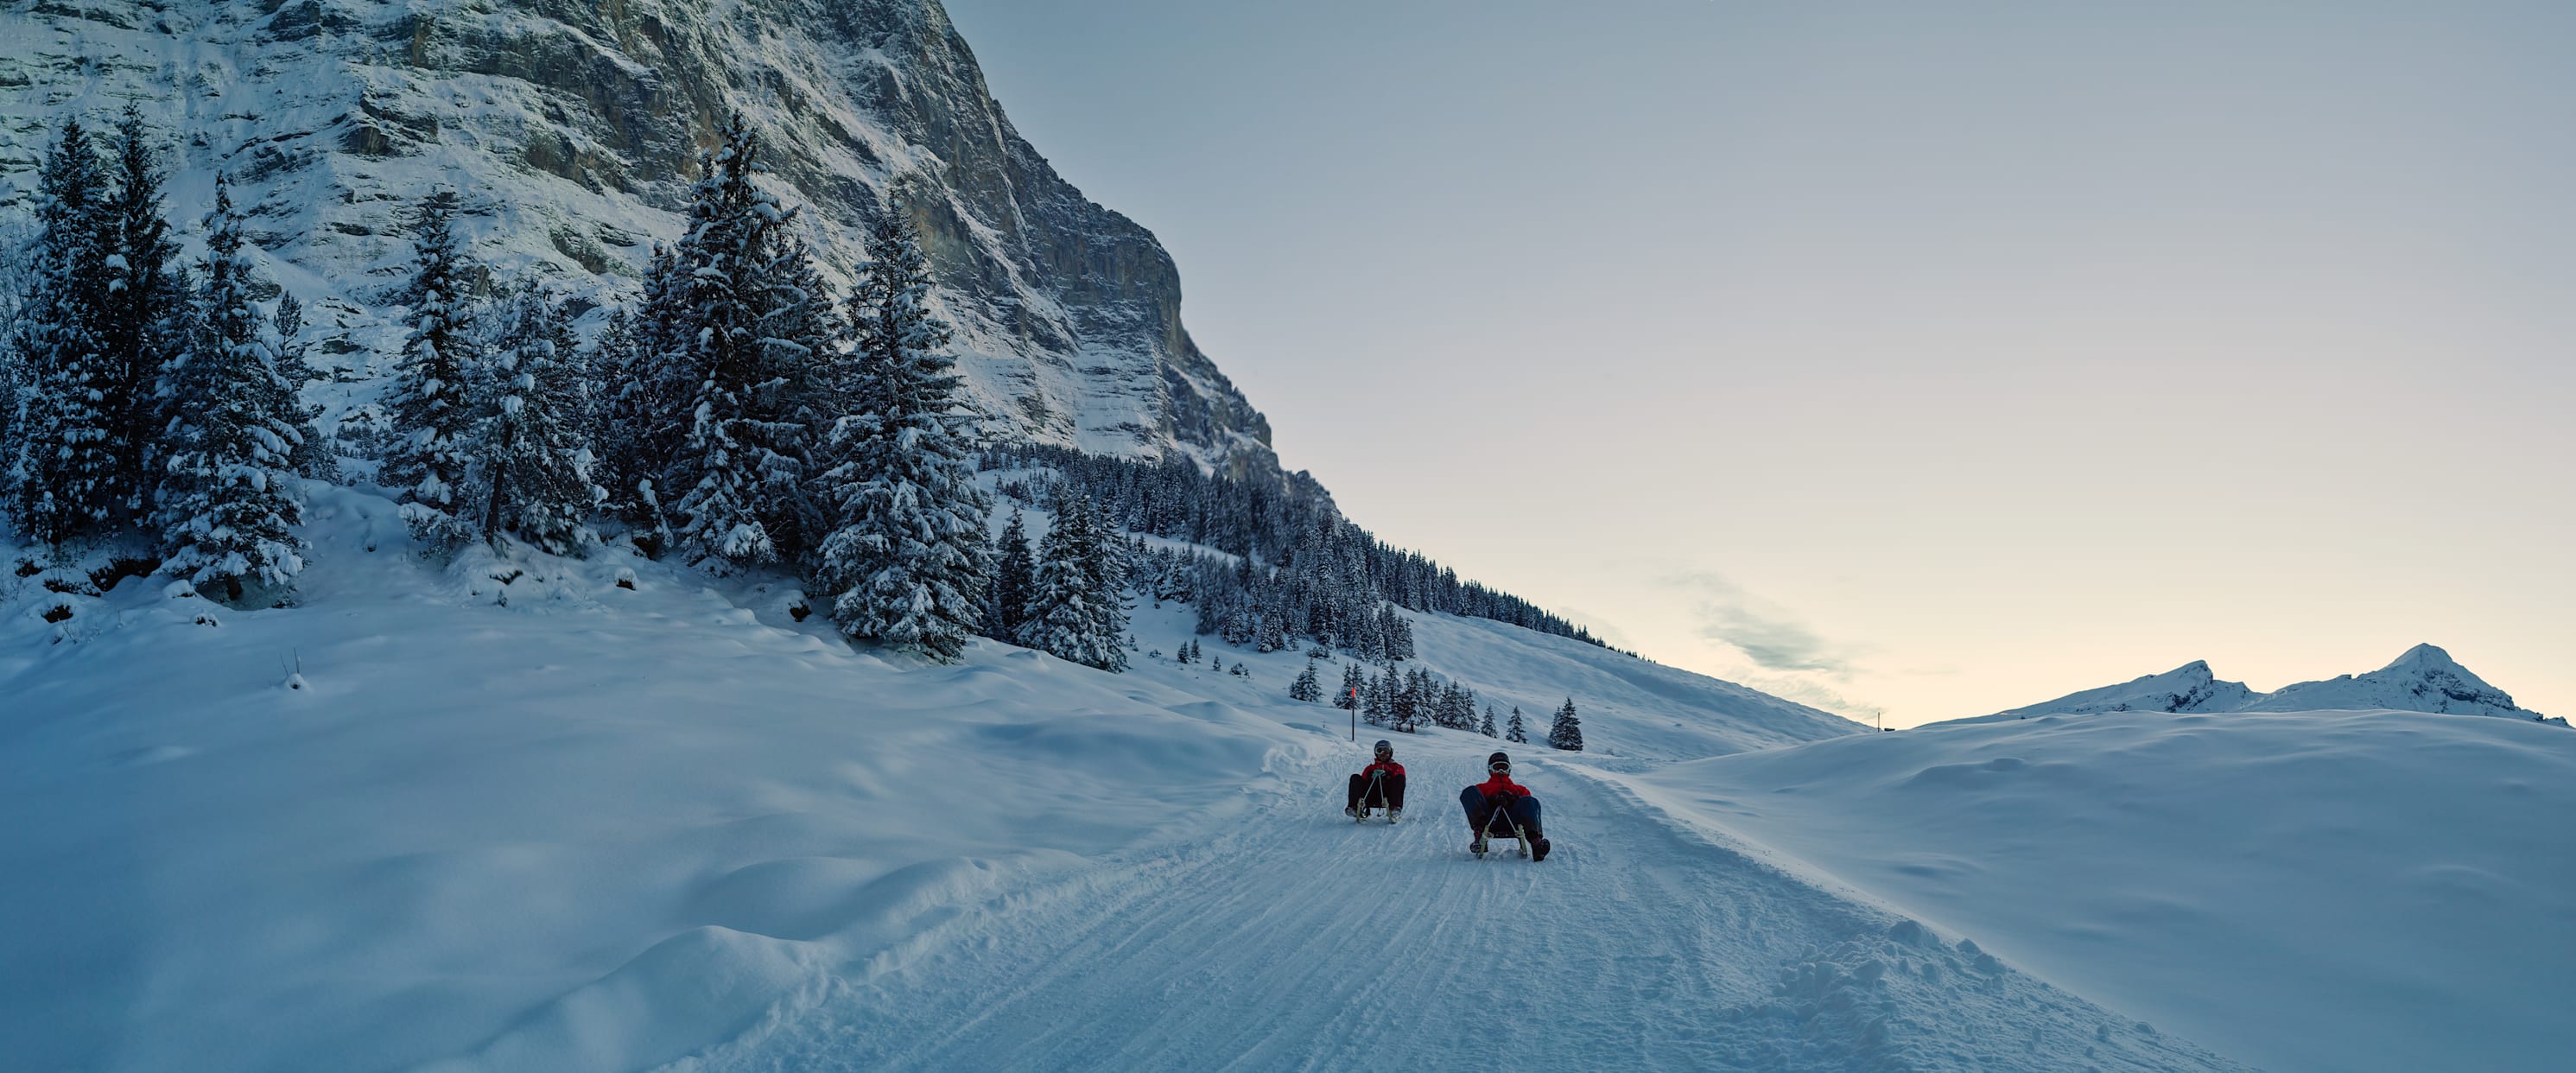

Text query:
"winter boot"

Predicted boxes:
[[1530, 829, 1551, 862], [1388, 807, 1401, 824]]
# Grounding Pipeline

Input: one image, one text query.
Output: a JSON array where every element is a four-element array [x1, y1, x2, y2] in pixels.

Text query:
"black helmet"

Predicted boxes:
[[1488, 751, 1511, 773], [1373, 740, 1393, 758]]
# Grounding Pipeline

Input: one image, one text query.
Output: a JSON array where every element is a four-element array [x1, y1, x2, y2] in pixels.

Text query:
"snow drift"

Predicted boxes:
[[1629, 708, 2576, 1073]]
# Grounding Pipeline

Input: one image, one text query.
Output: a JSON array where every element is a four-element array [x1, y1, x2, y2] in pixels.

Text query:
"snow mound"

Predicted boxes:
[[1629, 708, 2576, 1073]]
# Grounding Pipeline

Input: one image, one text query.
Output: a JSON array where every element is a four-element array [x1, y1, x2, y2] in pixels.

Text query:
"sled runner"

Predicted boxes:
[[1352, 770, 1399, 823], [1472, 803, 1532, 860]]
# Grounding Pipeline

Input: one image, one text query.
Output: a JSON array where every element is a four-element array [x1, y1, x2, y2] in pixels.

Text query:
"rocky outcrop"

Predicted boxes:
[[0, 0, 1276, 470]]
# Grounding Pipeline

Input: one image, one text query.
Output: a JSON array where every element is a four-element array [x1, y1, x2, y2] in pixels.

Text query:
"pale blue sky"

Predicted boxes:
[[942, 0, 2576, 726]]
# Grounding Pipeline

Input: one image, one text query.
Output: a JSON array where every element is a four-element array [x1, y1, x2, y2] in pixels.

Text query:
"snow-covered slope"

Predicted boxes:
[[1629, 710, 2576, 1073], [0, 0, 1273, 468], [1, 490, 2239, 1072], [0, 488, 1316, 1072], [1398, 609, 1862, 759], [1953, 643, 2553, 725]]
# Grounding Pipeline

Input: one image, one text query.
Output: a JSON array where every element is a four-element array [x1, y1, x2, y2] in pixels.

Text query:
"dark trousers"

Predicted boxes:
[[1348, 771, 1406, 810], [1461, 788, 1542, 837]]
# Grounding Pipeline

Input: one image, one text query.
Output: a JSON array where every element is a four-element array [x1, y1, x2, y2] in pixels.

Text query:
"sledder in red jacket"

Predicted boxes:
[[1461, 751, 1551, 860], [1346, 740, 1407, 819]]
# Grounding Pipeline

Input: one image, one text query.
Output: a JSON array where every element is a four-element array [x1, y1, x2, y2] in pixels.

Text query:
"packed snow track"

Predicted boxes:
[[674, 740, 2249, 1072]]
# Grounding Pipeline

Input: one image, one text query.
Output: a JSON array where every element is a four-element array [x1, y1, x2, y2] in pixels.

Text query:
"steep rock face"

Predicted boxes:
[[0, 0, 1275, 469]]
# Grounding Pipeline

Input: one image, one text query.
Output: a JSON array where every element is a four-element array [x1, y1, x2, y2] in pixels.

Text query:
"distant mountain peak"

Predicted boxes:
[[2380, 643, 2465, 674], [1953, 644, 2551, 726]]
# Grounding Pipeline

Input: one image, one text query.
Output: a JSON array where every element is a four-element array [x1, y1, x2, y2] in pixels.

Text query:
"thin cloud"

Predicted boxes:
[[1669, 572, 1856, 677], [1742, 673, 1888, 724]]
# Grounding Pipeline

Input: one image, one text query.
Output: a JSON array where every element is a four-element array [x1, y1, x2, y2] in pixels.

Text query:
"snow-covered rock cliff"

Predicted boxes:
[[0, 0, 1275, 468]]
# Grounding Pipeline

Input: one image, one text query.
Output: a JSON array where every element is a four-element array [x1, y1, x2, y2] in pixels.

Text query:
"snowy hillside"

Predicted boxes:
[[0, 488, 2263, 1073], [1629, 710, 2576, 1072], [0, 0, 1273, 467], [1951, 643, 2554, 725]]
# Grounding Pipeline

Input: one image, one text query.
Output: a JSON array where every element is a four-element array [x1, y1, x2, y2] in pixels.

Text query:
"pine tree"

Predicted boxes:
[[600, 244, 688, 544], [1018, 492, 1126, 670], [154, 176, 305, 604], [466, 282, 602, 555], [1548, 697, 1584, 752], [382, 187, 479, 544], [1507, 706, 1527, 744], [662, 117, 805, 573], [1337, 663, 1365, 712], [270, 292, 338, 481], [986, 507, 1036, 640], [98, 105, 185, 518], [813, 199, 992, 662], [1289, 660, 1322, 702], [4, 117, 118, 545], [757, 232, 846, 562], [1480, 704, 1498, 738]]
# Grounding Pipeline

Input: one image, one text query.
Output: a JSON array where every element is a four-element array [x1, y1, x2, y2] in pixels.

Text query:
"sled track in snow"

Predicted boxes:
[[675, 741, 2256, 1072]]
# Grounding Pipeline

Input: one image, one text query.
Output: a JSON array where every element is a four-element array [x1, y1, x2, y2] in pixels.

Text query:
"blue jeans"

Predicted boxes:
[[1460, 787, 1541, 836]]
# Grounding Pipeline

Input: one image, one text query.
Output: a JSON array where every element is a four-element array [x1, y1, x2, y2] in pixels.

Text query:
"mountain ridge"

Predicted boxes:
[[1946, 643, 2556, 726]]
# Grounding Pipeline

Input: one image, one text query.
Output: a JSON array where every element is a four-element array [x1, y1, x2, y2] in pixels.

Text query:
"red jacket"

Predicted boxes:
[[1361, 760, 1405, 778], [1473, 772, 1530, 798]]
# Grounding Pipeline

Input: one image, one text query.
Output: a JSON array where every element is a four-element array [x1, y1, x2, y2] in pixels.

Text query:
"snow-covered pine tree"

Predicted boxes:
[[466, 282, 602, 555], [1548, 697, 1584, 752], [1480, 704, 1498, 738], [598, 243, 689, 544], [1389, 669, 1419, 733], [154, 175, 305, 605], [268, 292, 338, 482], [1017, 492, 1127, 670], [1337, 663, 1365, 712], [382, 187, 480, 544], [1507, 705, 1528, 744], [812, 199, 993, 662], [1387, 611, 1416, 661], [3, 117, 118, 546], [99, 105, 186, 518], [1257, 605, 1289, 653], [663, 120, 792, 572], [1289, 660, 1322, 702], [758, 232, 847, 562], [986, 507, 1036, 640]]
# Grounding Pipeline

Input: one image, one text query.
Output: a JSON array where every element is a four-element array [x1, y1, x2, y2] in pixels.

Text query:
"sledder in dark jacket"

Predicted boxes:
[[1347, 740, 1406, 818], [1461, 751, 1551, 860]]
